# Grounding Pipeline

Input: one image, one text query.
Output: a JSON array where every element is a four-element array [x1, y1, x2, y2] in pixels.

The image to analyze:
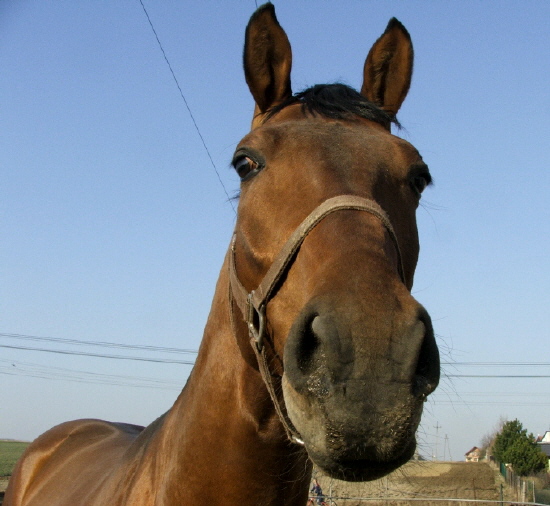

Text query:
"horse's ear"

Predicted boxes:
[[361, 18, 413, 120], [244, 3, 292, 119]]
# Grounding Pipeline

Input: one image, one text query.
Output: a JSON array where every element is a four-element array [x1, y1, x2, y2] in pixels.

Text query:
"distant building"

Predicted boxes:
[[536, 431, 550, 467], [465, 446, 482, 462]]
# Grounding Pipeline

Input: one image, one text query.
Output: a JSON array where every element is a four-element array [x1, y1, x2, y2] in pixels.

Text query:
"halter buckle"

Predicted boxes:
[[247, 292, 266, 351]]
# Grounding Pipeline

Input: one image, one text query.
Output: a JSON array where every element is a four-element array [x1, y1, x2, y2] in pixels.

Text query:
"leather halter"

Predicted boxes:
[[228, 194, 405, 444]]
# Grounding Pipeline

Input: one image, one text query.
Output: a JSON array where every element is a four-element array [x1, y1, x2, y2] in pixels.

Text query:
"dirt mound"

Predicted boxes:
[[314, 461, 507, 505]]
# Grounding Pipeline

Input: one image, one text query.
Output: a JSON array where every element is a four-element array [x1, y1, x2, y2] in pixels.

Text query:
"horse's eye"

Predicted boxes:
[[412, 175, 430, 196], [233, 156, 261, 182]]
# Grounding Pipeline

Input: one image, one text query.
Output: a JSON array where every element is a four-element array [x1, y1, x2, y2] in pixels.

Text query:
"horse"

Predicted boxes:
[[5, 4, 440, 505]]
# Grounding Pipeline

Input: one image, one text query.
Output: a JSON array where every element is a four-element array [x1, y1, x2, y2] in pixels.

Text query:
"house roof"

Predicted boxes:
[[465, 446, 481, 456]]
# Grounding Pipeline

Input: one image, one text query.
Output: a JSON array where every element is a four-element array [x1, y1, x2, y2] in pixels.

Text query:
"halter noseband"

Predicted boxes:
[[228, 194, 405, 444]]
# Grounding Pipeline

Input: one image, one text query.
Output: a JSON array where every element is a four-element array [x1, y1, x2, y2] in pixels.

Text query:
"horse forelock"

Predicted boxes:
[[264, 83, 400, 128]]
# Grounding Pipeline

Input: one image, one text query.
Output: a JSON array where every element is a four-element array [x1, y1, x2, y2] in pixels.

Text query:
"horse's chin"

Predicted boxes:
[[282, 376, 422, 482], [307, 438, 416, 482]]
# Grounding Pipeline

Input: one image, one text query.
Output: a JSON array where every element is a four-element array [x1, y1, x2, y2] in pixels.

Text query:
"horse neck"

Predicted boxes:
[[151, 252, 311, 506]]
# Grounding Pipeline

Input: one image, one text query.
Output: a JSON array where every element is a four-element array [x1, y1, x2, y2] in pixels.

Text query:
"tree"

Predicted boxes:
[[492, 419, 526, 462], [506, 438, 548, 476], [493, 419, 548, 476]]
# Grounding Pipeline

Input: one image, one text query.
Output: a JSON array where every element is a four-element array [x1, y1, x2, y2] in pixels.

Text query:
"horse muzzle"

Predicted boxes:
[[282, 295, 440, 481]]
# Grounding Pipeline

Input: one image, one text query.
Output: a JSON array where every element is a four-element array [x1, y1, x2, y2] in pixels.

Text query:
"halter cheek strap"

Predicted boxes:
[[228, 194, 405, 444]]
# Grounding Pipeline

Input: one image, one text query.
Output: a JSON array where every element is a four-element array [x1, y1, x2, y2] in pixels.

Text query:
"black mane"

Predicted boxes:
[[265, 83, 399, 128]]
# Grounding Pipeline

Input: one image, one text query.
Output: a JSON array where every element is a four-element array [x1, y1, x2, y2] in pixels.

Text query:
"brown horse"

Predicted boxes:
[[5, 4, 439, 506]]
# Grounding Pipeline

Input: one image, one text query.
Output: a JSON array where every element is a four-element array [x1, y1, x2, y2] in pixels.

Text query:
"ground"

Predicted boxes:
[[0, 440, 29, 504], [0, 456, 522, 505], [313, 461, 511, 505]]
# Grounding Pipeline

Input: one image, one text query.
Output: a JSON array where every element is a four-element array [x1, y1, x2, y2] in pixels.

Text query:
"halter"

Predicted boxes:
[[228, 194, 405, 444]]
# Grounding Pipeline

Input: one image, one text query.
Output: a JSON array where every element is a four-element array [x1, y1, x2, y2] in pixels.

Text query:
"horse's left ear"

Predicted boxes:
[[361, 18, 413, 120], [244, 3, 292, 120]]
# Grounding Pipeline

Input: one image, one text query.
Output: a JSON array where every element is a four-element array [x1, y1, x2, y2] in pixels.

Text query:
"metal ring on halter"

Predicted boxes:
[[246, 292, 266, 351]]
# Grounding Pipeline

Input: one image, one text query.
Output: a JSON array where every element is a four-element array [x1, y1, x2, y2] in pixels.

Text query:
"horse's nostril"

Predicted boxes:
[[296, 314, 321, 374], [412, 312, 440, 398]]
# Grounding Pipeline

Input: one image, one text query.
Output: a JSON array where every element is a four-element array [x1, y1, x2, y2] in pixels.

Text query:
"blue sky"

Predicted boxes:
[[1, 1, 549, 464]]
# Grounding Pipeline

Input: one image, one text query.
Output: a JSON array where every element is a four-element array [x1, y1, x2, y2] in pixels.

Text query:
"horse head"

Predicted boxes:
[[230, 4, 440, 481]]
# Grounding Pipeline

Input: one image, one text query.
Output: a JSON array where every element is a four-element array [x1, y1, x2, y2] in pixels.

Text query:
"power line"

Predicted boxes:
[[438, 391, 548, 397], [0, 332, 196, 355], [446, 374, 550, 378], [3, 337, 550, 402], [2, 332, 550, 374], [0, 359, 181, 391], [0, 344, 194, 365], [432, 400, 550, 406], [137, 0, 236, 213], [3, 341, 550, 376], [448, 362, 550, 367], [6, 354, 549, 403]]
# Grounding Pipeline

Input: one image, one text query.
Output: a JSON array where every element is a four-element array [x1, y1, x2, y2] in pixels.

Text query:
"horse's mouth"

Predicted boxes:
[[310, 438, 416, 482], [283, 374, 424, 481]]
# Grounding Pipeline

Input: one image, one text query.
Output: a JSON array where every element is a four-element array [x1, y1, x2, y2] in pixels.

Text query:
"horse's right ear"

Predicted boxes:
[[243, 3, 292, 121]]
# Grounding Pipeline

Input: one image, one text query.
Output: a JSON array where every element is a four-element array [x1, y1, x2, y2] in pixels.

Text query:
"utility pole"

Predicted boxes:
[[433, 422, 441, 461], [443, 434, 452, 461]]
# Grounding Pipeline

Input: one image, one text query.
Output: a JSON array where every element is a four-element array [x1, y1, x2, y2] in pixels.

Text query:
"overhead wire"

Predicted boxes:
[[0, 332, 196, 355], [2, 334, 550, 410], [2, 331, 550, 373], [137, 0, 236, 214], [0, 344, 194, 365], [446, 374, 550, 378], [0, 358, 181, 391], [447, 361, 550, 367], [2, 332, 549, 411]]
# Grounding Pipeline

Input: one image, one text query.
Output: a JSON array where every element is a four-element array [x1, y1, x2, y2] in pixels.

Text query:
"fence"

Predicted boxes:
[[499, 462, 540, 504], [310, 496, 548, 505], [308, 460, 550, 506]]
